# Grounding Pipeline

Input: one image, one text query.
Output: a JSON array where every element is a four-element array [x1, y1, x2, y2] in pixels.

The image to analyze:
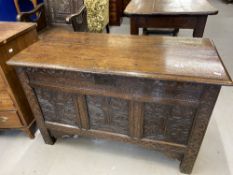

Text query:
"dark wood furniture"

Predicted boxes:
[[124, 0, 218, 37], [8, 30, 232, 174], [0, 22, 38, 138], [109, 0, 130, 25], [109, 0, 122, 25], [16, 0, 86, 32], [16, 0, 109, 33]]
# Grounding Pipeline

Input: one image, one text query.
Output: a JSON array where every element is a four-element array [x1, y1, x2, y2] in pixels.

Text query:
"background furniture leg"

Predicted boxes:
[[173, 28, 179, 36], [193, 16, 207, 37], [130, 17, 139, 35], [106, 24, 110, 33]]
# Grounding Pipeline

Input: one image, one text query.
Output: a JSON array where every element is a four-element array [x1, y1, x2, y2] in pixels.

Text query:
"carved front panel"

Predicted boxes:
[[35, 87, 80, 127], [87, 95, 129, 135], [27, 68, 205, 145], [143, 103, 196, 144]]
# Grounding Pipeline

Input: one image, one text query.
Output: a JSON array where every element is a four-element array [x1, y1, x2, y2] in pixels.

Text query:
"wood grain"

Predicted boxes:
[[76, 95, 90, 129], [0, 111, 22, 128], [124, 0, 217, 37], [0, 90, 15, 110], [124, 0, 218, 15], [129, 101, 144, 138], [0, 22, 37, 46], [0, 22, 37, 138]]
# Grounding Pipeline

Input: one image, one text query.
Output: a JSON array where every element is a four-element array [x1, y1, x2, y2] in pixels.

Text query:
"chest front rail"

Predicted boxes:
[[16, 67, 220, 174]]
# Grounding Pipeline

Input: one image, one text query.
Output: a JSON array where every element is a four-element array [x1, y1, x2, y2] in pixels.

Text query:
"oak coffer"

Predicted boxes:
[[0, 22, 37, 138], [7, 32, 232, 174]]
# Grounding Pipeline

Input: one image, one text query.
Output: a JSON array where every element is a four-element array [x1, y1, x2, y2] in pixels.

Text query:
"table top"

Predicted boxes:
[[0, 22, 36, 46], [8, 28, 232, 86], [124, 0, 218, 16]]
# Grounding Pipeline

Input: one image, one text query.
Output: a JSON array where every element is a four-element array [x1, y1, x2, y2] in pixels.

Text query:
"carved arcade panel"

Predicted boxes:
[[34, 82, 196, 145], [35, 87, 81, 127], [27, 68, 205, 144], [87, 95, 129, 135], [143, 103, 196, 144]]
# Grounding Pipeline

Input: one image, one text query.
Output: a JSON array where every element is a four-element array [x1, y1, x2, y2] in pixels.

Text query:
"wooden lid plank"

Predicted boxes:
[[124, 0, 218, 15], [7, 32, 232, 86]]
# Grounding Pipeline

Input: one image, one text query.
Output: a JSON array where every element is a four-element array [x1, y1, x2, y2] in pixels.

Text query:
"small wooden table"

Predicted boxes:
[[0, 22, 37, 138], [124, 0, 218, 37], [8, 30, 232, 174]]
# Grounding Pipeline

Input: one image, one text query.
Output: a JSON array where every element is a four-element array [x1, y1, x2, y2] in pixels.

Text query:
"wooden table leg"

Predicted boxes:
[[193, 16, 208, 37], [143, 28, 148, 35], [173, 28, 179, 36], [130, 17, 139, 35]]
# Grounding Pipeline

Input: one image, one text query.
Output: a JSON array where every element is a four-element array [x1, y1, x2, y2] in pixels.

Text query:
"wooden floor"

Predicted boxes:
[[1, 0, 233, 174]]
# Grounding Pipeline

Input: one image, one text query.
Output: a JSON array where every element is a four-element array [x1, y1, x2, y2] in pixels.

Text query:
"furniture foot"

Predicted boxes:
[[41, 129, 56, 145], [173, 28, 179, 36], [130, 17, 139, 35], [45, 135, 56, 145], [143, 28, 148, 35], [179, 154, 196, 174], [21, 121, 37, 139]]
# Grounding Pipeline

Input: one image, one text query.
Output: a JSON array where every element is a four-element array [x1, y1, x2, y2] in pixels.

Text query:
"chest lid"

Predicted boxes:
[[7, 31, 233, 86]]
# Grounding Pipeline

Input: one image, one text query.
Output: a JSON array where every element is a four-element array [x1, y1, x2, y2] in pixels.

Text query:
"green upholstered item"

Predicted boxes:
[[84, 0, 109, 32]]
